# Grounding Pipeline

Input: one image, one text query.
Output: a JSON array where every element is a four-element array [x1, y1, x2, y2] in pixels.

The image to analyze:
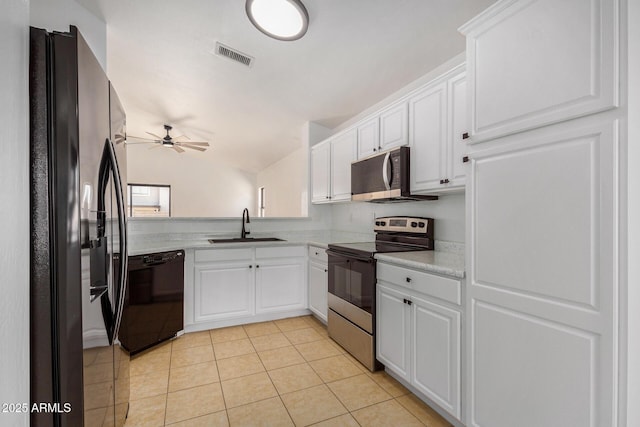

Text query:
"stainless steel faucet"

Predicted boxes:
[[241, 208, 251, 239]]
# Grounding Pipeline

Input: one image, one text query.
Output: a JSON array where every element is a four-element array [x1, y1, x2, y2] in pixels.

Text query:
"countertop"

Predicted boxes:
[[126, 231, 373, 256], [127, 232, 466, 279], [375, 249, 465, 279]]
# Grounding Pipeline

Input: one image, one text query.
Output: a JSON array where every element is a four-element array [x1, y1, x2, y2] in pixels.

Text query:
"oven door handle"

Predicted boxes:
[[326, 249, 374, 263]]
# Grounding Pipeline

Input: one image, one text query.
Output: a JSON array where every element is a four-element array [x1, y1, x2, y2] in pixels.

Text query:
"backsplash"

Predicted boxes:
[[127, 194, 465, 244], [331, 193, 465, 243]]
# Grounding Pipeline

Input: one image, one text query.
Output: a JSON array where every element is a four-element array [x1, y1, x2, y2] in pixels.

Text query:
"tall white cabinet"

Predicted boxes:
[[460, 0, 618, 143], [461, 0, 621, 426]]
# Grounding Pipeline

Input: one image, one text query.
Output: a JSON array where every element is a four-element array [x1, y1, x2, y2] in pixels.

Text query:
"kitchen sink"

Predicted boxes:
[[208, 237, 285, 244]]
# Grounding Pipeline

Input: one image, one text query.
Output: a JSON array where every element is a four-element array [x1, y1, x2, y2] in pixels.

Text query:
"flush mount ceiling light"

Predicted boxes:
[[246, 0, 309, 41]]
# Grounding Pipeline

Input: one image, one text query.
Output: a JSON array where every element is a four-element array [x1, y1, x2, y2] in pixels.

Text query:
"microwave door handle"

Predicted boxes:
[[382, 152, 391, 190]]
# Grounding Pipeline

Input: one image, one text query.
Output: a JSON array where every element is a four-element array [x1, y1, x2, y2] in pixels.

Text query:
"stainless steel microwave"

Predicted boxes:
[[351, 146, 438, 202]]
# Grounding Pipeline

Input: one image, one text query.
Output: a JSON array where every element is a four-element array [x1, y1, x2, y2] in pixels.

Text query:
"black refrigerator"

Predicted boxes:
[[30, 26, 130, 426]]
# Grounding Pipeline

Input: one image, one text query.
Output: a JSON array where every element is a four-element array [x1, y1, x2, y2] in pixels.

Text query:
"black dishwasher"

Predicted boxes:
[[118, 250, 184, 355]]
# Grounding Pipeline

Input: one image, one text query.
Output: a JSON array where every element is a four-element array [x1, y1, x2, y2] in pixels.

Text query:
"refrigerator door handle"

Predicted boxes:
[[95, 138, 128, 344], [108, 138, 128, 340]]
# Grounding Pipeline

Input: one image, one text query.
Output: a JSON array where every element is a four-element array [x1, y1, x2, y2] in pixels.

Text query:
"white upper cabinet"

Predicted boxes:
[[330, 129, 357, 201], [311, 141, 330, 203], [459, 0, 618, 142], [379, 101, 408, 151], [357, 117, 380, 159], [409, 80, 447, 191], [409, 66, 468, 193], [447, 70, 468, 187], [311, 63, 468, 202]]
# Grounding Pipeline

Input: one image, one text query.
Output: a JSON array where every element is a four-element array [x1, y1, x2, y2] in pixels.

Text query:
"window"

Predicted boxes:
[[258, 186, 266, 217], [127, 184, 171, 217]]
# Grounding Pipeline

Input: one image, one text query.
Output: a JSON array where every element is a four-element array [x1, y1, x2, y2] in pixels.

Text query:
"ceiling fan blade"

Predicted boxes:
[[172, 145, 185, 153], [146, 131, 164, 139], [125, 141, 156, 145], [128, 135, 160, 142], [179, 144, 207, 152], [177, 141, 209, 146], [114, 133, 126, 144]]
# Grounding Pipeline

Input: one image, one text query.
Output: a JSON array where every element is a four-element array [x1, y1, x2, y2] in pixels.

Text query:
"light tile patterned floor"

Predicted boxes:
[[125, 315, 452, 427]]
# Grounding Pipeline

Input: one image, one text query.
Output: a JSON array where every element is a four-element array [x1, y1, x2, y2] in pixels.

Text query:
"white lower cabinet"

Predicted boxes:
[[376, 284, 411, 380], [411, 295, 460, 418], [194, 262, 254, 322], [255, 260, 305, 314], [191, 245, 307, 327], [377, 262, 462, 421], [308, 245, 328, 322]]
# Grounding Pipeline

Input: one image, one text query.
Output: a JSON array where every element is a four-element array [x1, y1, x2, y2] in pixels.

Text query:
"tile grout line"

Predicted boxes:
[[130, 317, 438, 427], [162, 341, 173, 426], [209, 330, 230, 427]]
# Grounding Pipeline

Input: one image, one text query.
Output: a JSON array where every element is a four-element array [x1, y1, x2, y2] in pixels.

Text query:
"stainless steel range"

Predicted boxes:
[[326, 216, 434, 371]]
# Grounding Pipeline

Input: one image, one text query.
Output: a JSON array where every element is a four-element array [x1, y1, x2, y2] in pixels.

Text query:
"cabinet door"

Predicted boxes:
[[447, 70, 468, 187], [311, 142, 330, 203], [330, 129, 357, 201], [194, 262, 254, 322], [467, 120, 617, 427], [460, 0, 618, 142], [409, 80, 447, 191], [376, 284, 411, 382], [357, 117, 380, 159], [379, 102, 408, 150], [255, 260, 306, 314], [412, 295, 460, 419], [308, 261, 328, 323]]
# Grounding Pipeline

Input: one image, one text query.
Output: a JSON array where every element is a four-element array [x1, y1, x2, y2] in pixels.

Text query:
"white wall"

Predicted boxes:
[[30, 0, 106, 69], [126, 145, 257, 217], [256, 147, 306, 217], [331, 194, 465, 243], [0, 1, 30, 425]]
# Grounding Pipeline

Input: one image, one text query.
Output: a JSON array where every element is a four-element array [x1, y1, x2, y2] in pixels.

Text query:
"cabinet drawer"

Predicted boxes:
[[256, 245, 306, 259], [195, 248, 253, 263], [308, 246, 328, 263], [377, 262, 461, 305]]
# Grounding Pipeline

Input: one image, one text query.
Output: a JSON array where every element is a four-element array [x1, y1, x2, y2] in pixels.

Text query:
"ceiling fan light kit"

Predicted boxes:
[[245, 0, 309, 41]]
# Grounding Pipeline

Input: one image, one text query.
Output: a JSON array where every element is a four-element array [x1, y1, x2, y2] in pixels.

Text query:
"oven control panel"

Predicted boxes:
[[374, 216, 432, 235]]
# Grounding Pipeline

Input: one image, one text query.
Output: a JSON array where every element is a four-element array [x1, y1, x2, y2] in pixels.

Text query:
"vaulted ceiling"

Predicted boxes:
[[78, 0, 496, 173]]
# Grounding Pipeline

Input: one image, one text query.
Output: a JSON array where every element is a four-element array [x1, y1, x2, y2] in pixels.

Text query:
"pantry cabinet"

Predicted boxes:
[[377, 262, 462, 420], [466, 118, 618, 427], [459, 0, 618, 142]]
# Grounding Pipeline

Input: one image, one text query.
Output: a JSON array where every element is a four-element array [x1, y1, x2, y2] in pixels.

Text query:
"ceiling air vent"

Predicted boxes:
[[214, 42, 254, 67]]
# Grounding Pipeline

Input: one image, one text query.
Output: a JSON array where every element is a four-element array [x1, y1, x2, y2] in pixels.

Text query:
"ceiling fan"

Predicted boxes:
[[127, 124, 210, 153]]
